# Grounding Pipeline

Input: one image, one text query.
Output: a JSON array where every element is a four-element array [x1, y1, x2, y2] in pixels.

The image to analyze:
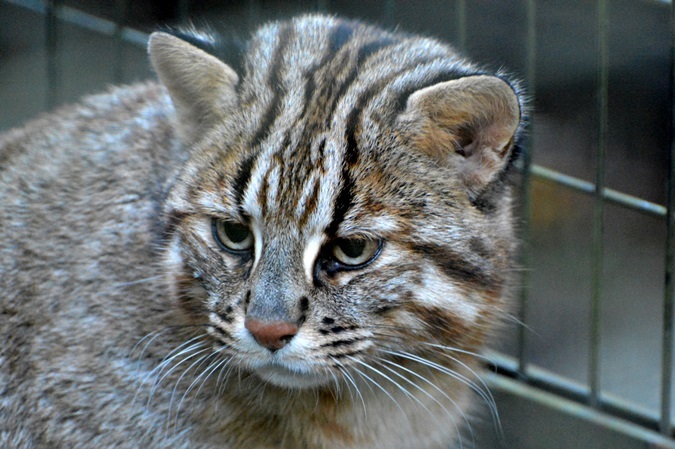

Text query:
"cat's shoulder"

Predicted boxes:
[[0, 82, 172, 161], [0, 82, 181, 191]]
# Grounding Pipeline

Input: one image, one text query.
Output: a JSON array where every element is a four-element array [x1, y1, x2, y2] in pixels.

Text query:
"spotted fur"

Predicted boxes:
[[0, 15, 524, 449]]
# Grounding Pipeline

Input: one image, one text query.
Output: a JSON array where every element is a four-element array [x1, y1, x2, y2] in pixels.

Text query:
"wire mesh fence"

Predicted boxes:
[[1, 0, 674, 446]]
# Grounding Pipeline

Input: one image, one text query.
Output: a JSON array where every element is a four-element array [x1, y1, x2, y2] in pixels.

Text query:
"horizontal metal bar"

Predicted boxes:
[[6, 0, 148, 46], [531, 164, 668, 218], [484, 370, 675, 448], [489, 352, 674, 438]]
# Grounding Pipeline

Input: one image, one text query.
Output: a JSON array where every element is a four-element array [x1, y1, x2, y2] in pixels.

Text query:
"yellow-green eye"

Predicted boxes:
[[212, 218, 254, 252], [331, 237, 381, 267]]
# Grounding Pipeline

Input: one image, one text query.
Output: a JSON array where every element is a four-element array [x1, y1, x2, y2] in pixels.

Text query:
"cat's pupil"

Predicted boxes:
[[339, 239, 365, 258], [226, 223, 249, 243]]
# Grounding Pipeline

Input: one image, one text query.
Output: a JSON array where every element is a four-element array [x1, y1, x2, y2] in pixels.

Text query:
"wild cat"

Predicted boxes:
[[0, 14, 523, 449]]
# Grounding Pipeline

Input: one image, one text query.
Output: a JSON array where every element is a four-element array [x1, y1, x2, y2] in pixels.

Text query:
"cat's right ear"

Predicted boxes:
[[148, 32, 239, 144], [397, 75, 521, 199]]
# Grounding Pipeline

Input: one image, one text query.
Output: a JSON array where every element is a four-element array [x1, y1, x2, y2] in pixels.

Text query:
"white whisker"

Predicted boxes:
[[173, 351, 228, 431], [132, 332, 207, 408], [374, 355, 471, 449], [381, 348, 499, 440], [335, 363, 367, 417], [167, 349, 214, 414], [432, 350, 501, 434], [216, 357, 237, 398], [345, 356, 410, 426], [113, 275, 164, 288], [150, 345, 210, 404], [416, 342, 501, 432]]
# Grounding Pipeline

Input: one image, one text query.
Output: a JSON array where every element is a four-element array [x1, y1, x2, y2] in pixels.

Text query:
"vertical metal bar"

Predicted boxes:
[[316, 0, 329, 13], [177, 0, 190, 23], [455, 0, 467, 52], [589, 0, 609, 408], [517, 0, 536, 378], [661, 0, 675, 436], [113, 0, 130, 84], [45, 0, 60, 110], [383, 0, 395, 27], [247, 0, 261, 27]]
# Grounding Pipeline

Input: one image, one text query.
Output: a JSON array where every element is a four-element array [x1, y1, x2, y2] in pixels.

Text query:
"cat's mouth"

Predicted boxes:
[[252, 361, 332, 389]]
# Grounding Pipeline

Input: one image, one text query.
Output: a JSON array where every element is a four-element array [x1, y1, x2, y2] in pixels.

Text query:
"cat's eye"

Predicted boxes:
[[212, 218, 254, 253], [331, 237, 382, 267]]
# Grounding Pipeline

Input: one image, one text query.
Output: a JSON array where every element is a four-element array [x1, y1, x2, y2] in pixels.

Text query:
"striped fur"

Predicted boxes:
[[0, 14, 524, 449], [158, 15, 524, 448]]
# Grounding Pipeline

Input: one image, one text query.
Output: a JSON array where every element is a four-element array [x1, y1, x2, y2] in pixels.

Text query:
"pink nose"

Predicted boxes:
[[245, 318, 299, 351]]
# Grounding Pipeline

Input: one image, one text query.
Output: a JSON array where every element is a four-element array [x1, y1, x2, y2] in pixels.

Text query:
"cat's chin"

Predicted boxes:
[[253, 363, 332, 389]]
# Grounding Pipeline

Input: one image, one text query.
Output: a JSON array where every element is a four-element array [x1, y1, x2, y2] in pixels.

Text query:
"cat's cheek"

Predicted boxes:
[[162, 235, 189, 296], [416, 265, 482, 324]]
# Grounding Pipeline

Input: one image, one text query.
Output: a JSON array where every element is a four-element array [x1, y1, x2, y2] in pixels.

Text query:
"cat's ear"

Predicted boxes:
[[399, 75, 521, 196], [148, 32, 239, 144]]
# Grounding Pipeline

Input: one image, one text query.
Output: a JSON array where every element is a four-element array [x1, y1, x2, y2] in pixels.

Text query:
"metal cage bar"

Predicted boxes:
[[454, 0, 467, 52], [517, 0, 536, 379], [113, 0, 131, 84], [661, 0, 675, 436], [45, 0, 59, 109], [589, 0, 609, 409]]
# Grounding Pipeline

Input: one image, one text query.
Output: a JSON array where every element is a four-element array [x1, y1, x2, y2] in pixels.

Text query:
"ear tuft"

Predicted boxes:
[[399, 75, 522, 197], [148, 32, 239, 144]]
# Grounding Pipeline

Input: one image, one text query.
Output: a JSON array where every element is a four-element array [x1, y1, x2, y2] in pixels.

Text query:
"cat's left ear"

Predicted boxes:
[[148, 32, 239, 144], [398, 75, 521, 197]]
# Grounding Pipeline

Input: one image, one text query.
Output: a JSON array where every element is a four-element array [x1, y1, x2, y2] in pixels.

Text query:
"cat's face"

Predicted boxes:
[[154, 16, 521, 390]]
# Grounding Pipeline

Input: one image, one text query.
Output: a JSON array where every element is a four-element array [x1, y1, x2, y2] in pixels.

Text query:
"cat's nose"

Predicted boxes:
[[245, 317, 299, 351]]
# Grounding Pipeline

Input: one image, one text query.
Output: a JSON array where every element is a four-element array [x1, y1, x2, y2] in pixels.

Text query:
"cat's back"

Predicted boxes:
[[0, 81, 178, 191], [0, 81, 180, 302], [0, 82, 188, 447], [0, 81, 179, 278]]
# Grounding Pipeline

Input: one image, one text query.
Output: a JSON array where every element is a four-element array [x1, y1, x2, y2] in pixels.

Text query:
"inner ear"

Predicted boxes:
[[398, 75, 522, 196], [454, 127, 476, 158]]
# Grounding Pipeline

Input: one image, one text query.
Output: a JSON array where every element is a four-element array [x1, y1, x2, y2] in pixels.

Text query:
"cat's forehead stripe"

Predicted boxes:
[[232, 154, 255, 210], [237, 18, 485, 238], [249, 23, 294, 149], [238, 30, 407, 235]]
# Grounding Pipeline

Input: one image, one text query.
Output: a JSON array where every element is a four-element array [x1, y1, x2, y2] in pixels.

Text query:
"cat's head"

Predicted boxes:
[[150, 15, 523, 390]]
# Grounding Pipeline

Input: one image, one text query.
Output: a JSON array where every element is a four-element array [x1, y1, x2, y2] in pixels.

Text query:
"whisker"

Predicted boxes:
[[380, 348, 498, 434], [430, 350, 501, 432], [419, 342, 497, 366], [172, 351, 225, 431], [113, 275, 164, 288], [166, 348, 214, 413], [345, 356, 411, 427], [412, 342, 501, 429], [149, 344, 210, 404], [129, 328, 172, 361], [133, 334, 208, 408], [373, 359, 442, 418], [216, 357, 238, 398], [129, 324, 207, 362], [374, 355, 471, 449], [155, 334, 210, 368], [334, 362, 367, 417], [327, 369, 343, 402], [163, 349, 218, 437]]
